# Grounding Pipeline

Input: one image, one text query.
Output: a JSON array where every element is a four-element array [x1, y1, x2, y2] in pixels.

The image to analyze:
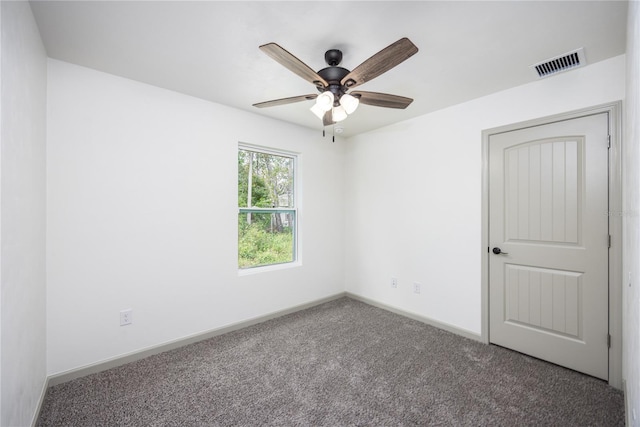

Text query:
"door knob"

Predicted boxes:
[[492, 247, 509, 255]]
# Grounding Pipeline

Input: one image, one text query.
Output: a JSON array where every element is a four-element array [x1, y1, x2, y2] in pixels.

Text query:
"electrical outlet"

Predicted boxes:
[[391, 277, 398, 288], [413, 282, 421, 294], [120, 309, 133, 326]]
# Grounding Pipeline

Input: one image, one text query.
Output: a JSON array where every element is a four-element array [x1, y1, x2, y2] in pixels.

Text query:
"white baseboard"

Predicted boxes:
[[30, 377, 49, 427], [346, 292, 482, 342], [43, 291, 482, 392], [623, 379, 634, 426], [47, 292, 346, 387]]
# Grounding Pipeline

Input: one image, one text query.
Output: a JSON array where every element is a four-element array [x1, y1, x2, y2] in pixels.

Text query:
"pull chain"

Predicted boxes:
[[321, 127, 335, 142]]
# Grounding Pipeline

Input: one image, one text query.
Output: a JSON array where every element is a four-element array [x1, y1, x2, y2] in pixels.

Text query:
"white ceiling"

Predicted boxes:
[[29, 1, 628, 138]]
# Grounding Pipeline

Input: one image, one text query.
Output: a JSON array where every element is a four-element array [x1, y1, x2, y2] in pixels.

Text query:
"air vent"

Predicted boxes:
[[531, 48, 586, 78]]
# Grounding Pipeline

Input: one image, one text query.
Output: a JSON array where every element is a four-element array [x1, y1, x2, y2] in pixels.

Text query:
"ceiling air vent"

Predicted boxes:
[[531, 48, 586, 78]]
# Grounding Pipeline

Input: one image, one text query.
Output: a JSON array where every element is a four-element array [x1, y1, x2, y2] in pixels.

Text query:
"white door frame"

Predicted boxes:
[[481, 101, 623, 389]]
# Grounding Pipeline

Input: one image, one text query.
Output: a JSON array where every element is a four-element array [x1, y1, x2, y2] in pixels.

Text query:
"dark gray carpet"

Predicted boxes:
[[37, 297, 624, 426]]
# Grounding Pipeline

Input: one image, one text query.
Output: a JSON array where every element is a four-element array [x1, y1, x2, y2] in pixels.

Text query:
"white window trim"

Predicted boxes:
[[237, 143, 301, 274]]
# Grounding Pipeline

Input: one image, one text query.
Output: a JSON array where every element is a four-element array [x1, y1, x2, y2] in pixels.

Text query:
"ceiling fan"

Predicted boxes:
[[253, 38, 419, 126]]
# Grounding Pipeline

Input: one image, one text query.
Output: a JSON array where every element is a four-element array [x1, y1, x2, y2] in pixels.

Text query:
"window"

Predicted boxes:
[[238, 145, 297, 269]]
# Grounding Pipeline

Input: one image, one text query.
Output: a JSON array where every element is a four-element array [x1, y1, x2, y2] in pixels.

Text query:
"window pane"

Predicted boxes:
[[238, 212, 295, 269], [238, 149, 294, 208]]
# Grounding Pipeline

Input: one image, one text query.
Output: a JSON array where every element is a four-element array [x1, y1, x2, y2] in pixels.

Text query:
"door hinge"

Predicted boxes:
[[608, 234, 612, 248], [607, 334, 611, 348], [607, 135, 611, 148]]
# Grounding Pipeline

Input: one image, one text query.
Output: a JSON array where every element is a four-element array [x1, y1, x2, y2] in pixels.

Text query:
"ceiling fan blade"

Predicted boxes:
[[253, 94, 317, 108], [341, 38, 418, 89], [260, 43, 328, 88], [350, 91, 413, 109], [323, 110, 335, 126]]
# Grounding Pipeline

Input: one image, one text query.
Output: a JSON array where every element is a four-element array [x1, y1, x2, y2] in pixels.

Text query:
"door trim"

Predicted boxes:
[[481, 101, 623, 389]]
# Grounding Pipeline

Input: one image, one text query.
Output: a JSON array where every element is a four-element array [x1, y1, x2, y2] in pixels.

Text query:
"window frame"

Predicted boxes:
[[237, 143, 300, 273]]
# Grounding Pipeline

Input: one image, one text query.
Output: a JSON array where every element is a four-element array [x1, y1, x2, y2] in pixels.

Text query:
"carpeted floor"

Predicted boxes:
[[37, 297, 624, 426]]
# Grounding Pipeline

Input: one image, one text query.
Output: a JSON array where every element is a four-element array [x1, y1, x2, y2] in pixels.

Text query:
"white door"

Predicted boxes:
[[489, 113, 609, 380]]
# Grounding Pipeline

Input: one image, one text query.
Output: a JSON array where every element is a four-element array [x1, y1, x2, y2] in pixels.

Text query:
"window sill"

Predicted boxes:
[[237, 261, 302, 276]]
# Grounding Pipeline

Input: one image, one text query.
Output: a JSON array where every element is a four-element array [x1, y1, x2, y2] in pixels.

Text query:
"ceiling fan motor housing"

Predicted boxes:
[[317, 65, 351, 103]]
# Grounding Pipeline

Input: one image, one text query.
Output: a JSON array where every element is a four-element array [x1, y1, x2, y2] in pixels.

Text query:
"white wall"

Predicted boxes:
[[344, 55, 626, 336], [46, 59, 345, 375], [624, 1, 640, 424], [0, 1, 48, 426]]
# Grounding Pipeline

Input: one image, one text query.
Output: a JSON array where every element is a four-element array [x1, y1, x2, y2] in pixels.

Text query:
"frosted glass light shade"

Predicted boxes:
[[332, 105, 348, 122], [310, 103, 325, 120], [340, 93, 359, 114], [315, 92, 334, 111]]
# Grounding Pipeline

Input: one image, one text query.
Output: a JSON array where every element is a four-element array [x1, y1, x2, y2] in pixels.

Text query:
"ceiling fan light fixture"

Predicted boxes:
[[315, 91, 334, 112], [332, 105, 348, 122], [339, 93, 359, 114]]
